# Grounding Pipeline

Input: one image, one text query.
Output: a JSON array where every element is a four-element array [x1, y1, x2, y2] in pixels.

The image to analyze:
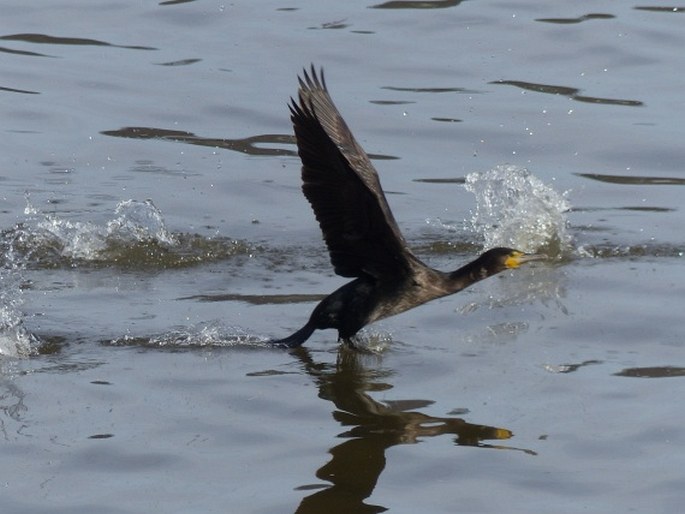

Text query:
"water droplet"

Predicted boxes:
[[464, 165, 572, 256]]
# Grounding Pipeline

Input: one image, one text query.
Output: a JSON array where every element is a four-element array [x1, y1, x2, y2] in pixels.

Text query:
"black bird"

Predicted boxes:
[[271, 66, 545, 348]]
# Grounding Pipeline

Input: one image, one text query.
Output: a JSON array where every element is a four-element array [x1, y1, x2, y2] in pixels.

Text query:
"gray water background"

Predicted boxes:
[[1, 1, 684, 513]]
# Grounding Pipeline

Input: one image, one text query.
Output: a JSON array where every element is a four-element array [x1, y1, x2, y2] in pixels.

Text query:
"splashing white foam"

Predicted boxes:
[[464, 165, 572, 256], [150, 322, 264, 347], [109, 321, 269, 348], [108, 199, 176, 246], [0, 198, 179, 357], [348, 328, 394, 354], [0, 265, 38, 358], [23, 198, 177, 262]]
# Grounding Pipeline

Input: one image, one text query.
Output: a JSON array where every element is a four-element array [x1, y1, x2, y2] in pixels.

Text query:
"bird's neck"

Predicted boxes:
[[446, 258, 490, 293]]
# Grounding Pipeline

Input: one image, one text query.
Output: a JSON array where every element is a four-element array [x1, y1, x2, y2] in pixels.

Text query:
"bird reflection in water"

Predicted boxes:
[[288, 347, 535, 514]]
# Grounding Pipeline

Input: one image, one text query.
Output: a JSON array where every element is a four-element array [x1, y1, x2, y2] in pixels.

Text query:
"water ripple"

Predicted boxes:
[[0, 33, 156, 51], [492, 80, 644, 107]]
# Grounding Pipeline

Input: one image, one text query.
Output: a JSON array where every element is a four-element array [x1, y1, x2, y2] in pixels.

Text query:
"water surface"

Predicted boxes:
[[1, 1, 684, 513]]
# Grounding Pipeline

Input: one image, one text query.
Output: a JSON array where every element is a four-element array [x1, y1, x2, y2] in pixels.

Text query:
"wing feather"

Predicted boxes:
[[289, 66, 419, 279]]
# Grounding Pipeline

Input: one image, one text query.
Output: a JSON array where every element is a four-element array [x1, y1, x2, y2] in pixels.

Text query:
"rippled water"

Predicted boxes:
[[2, 2, 684, 513]]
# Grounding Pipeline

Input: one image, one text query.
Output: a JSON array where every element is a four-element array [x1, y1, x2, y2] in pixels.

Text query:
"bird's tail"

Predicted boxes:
[[269, 322, 315, 348]]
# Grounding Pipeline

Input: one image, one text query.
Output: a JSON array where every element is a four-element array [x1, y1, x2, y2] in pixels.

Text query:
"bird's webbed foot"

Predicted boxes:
[[339, 337, 359, 350]]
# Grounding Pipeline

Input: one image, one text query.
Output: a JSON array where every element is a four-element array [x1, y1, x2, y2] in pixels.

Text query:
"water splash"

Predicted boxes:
[[108, 199, 176, 246], [0, 266, 38, 358], [0, 198, 251, 358], [576, 242, 684, 260], [464, 165, 572, 257], [18, 198, 174, 264], [348, 328, 394, 354], [107, 321, 269, 348], [104, 322, 395, 353], [0, 225, 39, 358], [2, 198, 250, 270]]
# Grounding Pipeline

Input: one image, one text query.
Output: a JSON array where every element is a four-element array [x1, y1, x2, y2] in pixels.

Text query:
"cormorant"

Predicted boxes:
[[271, 66, 545, 348]]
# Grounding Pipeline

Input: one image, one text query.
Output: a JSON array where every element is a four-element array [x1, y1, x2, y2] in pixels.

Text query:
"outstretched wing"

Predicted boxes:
[[289, 66, 419, 279]]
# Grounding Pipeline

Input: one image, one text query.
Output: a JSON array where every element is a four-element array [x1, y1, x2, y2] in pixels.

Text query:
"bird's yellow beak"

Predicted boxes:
[[504, 251, 548, 269]]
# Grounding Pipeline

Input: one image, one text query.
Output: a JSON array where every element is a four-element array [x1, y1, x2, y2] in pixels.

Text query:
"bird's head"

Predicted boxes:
[[478, 247, 547, 275]]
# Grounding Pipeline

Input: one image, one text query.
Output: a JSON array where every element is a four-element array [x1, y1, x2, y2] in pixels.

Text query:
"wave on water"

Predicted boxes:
[[0, 266, 38, 358], [425, 165, 682, 261], [576, 242, 684, 259], [460, 165, 684, 261], [464, 165, 573, 257], [2, 198, 252, 270], [104, 320, 394, 354], [0, 198, 253, 358], [106, 321, 270, 349]]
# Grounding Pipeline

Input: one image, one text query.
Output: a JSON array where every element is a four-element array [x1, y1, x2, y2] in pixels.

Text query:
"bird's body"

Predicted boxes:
[[271, 67, 545, 348]]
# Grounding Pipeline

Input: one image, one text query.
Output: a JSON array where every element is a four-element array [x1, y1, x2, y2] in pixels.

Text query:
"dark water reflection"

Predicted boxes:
[[491, 80, 643, 107], [535, 13, 615, 24], [0, 32, 156, 51], [102, 126, 297, 157], [577, 173, 685, 186], [102, 126, 399, 161], [0, 84, 40, 95], [371, 0, 466, 9], [159, 0, 197, 6], [634, 6, 685, 13], [289, 347, 534, 514], [614, 366, 685, 378]]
